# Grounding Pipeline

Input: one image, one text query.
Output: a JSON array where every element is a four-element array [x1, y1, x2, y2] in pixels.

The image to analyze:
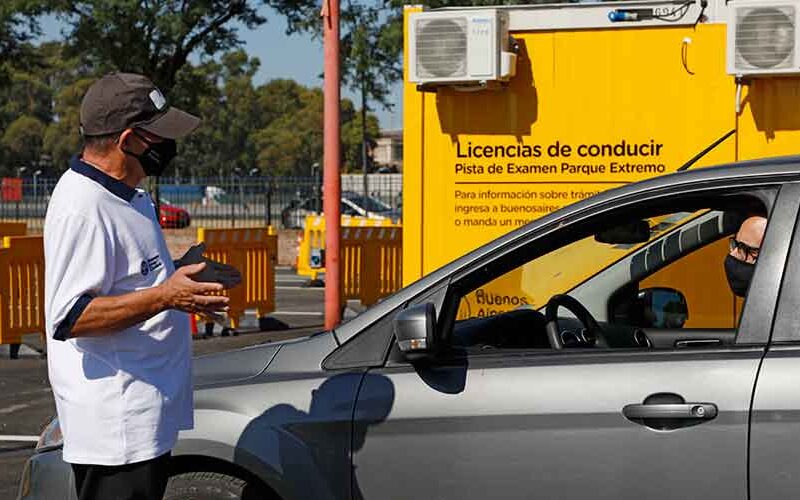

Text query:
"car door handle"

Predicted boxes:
[[623, 403, 717, 420], [623, 402, 718, 430]]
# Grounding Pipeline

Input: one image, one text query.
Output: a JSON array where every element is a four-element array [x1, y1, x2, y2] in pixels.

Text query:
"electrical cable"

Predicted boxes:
[[653, 1, 693, 23], [693, 0, 708, 28], [681, 38, 694, 75]]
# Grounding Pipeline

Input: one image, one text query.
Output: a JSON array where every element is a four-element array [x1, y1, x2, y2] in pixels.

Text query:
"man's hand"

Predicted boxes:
[[176, 243, 242, 289], [71, 262, 229, 337], [160, 263, 230, 315]]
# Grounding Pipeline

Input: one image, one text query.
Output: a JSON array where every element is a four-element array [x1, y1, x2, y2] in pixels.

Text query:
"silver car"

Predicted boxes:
[[20, 157, 800, 499]]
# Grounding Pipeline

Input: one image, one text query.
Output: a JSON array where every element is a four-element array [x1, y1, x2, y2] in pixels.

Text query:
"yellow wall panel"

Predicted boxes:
[[405, 23, 736, 290]]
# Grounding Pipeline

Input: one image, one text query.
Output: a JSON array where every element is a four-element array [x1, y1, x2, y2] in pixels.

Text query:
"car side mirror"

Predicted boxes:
[[394, 303, 438, 361], [640, 287, 688, 328], [611, 287, 688, 328]]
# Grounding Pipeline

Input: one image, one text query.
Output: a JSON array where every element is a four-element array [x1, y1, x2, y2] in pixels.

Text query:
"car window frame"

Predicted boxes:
[[431, 182, 800, 358], [764, 182, 800, 344]]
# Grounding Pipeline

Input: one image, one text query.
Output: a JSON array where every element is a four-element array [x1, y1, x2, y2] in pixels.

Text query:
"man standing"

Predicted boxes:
[[44, 73, 229, 500]]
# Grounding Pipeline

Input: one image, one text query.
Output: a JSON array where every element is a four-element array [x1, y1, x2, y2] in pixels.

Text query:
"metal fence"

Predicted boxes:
[[0, 173, 403, 232]]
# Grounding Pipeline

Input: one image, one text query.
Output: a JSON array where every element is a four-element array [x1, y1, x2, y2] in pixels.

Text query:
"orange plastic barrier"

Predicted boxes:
[[340, 225, 403, 306], [196, 227, 278, 330], [297, 216, 403, 306], [0, 236, 44, 346], [0, 222, 26, 239]]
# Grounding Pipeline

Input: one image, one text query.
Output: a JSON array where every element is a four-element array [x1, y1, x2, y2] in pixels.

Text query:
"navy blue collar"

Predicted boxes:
[[70, 156, 136, 202]]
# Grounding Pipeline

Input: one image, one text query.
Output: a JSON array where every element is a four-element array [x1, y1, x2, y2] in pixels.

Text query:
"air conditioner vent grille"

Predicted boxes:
[[735, 6, 795, 70], [415, 18, 468, 78]]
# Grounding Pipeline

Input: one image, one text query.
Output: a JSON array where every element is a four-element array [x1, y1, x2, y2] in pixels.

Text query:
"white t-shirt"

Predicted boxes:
[[44, 158, 193, 466]]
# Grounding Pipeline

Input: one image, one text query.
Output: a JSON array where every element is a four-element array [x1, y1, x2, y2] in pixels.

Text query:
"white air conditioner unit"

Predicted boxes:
[[727, 0, 800, 76], [408, 9, 517, 86]]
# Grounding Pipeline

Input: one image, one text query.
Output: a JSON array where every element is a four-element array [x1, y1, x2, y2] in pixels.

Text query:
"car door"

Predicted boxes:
[[749, 182, 800, 499], [351, 184, 799, 500]]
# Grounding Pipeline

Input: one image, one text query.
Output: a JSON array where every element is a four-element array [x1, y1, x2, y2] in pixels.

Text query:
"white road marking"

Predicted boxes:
[[0, 404, 29, 415], [0, 435, 38, 442], [276, 286, 323, 291], [270, 311, 324, 316]]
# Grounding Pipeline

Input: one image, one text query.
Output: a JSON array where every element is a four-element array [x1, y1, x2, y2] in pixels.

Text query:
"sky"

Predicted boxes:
[[37, 7, 404, 130]]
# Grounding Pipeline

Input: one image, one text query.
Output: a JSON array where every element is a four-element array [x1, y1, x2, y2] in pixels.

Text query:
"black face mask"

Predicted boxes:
[[724, 255, 755, 298], [124, 133, 177, 177]]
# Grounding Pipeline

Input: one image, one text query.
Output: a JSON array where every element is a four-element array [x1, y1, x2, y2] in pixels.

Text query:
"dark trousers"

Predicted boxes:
[[71, 452, 171, 500]]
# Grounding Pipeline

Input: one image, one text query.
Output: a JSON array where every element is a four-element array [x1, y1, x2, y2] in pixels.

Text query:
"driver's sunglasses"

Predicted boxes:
[[729, 237, 760, 261]]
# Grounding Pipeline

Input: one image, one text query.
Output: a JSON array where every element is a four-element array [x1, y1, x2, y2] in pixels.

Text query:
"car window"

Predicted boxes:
[[449, 207, 761, 352], [346, 194, 391, 213], [455, 211, 705, 320]]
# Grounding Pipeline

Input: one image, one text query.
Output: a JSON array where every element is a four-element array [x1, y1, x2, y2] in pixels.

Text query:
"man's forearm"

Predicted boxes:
[[71, 286, 167, 337]]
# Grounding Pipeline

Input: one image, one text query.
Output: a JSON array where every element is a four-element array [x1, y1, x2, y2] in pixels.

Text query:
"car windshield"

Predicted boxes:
[[345, 194, 391, 212]]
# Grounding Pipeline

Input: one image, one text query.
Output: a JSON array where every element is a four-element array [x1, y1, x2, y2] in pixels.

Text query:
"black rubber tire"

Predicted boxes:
[[164, 472, 249, 500]]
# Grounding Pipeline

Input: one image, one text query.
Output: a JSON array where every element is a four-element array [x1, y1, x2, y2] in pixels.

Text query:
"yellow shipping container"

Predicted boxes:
[[402, 1, 800, 326]]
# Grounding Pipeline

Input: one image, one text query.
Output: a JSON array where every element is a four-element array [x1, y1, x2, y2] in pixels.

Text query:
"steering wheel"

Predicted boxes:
[[545, 294, 609, 350]]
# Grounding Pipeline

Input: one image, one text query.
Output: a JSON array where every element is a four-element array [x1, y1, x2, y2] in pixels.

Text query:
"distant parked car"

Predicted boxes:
[[281, 191, 400, 229], [159, 199, 191, 229]]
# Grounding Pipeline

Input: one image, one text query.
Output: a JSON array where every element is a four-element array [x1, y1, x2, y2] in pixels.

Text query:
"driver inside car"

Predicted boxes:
[[725, 215, 767, 297]]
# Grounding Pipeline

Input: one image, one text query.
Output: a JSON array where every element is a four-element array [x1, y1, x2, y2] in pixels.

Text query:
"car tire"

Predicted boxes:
[[164, 471, 268, 500]]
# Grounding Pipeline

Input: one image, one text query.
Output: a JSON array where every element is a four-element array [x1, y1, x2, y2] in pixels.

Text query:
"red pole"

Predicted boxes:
[[322, 0, 341, 329]]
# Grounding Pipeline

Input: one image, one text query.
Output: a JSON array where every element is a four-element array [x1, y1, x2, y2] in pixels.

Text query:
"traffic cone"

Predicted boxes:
[[190, 314, 198, 337]]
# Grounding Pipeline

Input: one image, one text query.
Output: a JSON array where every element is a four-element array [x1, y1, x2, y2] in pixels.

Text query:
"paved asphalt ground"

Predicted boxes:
[[0, 267, 334, 499]]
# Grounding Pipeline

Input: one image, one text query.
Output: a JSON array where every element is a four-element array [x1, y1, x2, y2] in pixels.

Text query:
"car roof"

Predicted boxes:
[[333, 155, 800, 343]]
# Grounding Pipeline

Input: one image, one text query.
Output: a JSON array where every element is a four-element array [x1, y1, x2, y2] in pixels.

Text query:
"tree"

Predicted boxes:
[[251, 80, 378, 176], [2, 115, 45, 170], [0, 67, 53, 131], [54, 0, 316, 92], [0, 1, 49, 88], [253, 86, 323, 176], [341, 103, 379, 173], [168, 50, 266, 178], [341, 3, 402, 111], [257, 79, 307, 125], [43, 77, 95, 171], [341, 4, 400, 186]]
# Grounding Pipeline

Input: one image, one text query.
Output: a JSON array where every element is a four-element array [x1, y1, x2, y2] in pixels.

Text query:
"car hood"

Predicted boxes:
[[193, 342, 281, 388]]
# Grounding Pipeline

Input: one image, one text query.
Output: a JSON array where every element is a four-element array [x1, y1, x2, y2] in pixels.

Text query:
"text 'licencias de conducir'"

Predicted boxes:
[[454, 139, 667, 176]]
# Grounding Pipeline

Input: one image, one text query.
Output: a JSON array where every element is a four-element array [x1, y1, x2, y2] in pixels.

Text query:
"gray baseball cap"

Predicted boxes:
[[80, 72, 200, 139]]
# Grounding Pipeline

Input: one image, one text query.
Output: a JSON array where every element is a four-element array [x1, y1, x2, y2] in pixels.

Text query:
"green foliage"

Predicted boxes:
[[0, 1, 382, 177], [52, 0, 282, 91], [342, 111, 379, 173], [2, 115, 45, 167], [171, 51, 378, 177], [252, 85, 323, 176], [0, 1, 50, 88], [43, 77, 95, 171]]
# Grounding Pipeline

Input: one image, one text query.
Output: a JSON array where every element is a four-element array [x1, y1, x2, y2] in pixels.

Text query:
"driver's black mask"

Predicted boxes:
[[724, 255, 755, 298], [122, 132, 177, 177]]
